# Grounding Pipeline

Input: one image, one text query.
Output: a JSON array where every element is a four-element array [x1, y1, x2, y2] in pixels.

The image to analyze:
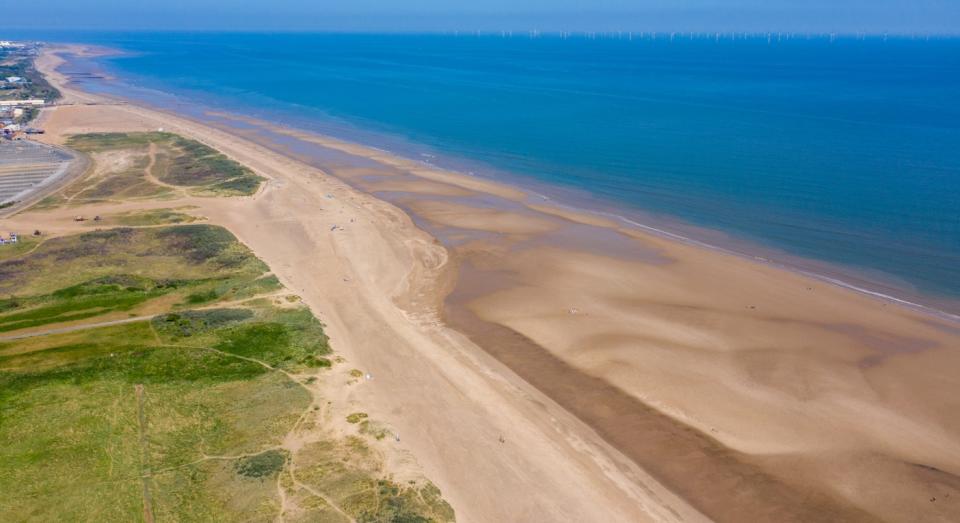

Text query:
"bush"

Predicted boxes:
[[153, 308, 253, 338], [157, 225, 235, 264], [235, 450, 286, 479], [346, 412, 368, 424]]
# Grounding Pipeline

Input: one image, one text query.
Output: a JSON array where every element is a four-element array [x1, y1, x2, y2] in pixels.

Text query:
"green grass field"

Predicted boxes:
[[0, 316, 311, 521], [0, 225, 270, 334], [0, 223, 453, 522]]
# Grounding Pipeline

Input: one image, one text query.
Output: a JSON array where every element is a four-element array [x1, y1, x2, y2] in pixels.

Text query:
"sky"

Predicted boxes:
[[5, 0, 959, 34]]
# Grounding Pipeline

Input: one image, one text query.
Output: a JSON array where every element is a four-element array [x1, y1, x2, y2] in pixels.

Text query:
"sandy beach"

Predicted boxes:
[[12, 45, 960, 521]]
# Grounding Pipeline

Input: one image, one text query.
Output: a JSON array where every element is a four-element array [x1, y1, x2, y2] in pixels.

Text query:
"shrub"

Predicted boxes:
[[153, 308, 253, 338], [235, 450, 286, 479], [346, 412, 368, 424]]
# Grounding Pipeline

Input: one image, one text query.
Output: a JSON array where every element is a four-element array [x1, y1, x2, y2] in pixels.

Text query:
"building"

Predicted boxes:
[[0, 100, 45, 107]]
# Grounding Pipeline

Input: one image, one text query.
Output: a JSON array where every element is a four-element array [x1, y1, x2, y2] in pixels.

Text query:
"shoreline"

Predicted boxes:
[[207, 108, 960, 324], [27, 44, 704, 522], [183, 84, 960, 519], [22, 43, 960, 521], [61, 43, 960, 321]]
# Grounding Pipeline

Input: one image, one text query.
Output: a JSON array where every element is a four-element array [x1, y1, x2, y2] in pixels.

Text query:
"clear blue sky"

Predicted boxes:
[[7, 0, 959, 33]]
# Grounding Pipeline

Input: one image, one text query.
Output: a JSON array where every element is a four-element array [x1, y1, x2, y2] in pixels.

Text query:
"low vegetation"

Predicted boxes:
[[236, 450, 289, 479], [66, 132, 264, 198], [106, 208, 199, 226], [154, 306, 331, 371], [0, 225, 270, 333], [0, 223, 453, 521], [0, 318, 310, 520], [37, 149, 173, 206], [359, 419, 392, 441], [294, 436, 455, 523], [346, 412, 369, 424]]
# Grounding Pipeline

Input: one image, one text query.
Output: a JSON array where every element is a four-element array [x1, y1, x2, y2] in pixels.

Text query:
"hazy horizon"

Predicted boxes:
[[6, 0, 960, 35]]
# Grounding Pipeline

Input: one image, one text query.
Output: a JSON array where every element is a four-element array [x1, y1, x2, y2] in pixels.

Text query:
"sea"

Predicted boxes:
[[10, 31, 960, 311]]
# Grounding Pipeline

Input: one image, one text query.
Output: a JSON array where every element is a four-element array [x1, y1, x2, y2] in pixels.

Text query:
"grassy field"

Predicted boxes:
[[0, 223, 453, 522], [0, 225, 270, 334], [65, 132, 264, 199], [0, 314, 311, 521]]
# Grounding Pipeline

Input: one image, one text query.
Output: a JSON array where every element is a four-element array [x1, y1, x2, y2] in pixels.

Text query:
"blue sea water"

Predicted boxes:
[[15, 32, 960, 304]]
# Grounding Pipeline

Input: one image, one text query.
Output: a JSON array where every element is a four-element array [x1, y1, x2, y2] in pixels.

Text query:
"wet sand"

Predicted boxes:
[[210, 105, 960, 521], [22, 44, 960, 521]]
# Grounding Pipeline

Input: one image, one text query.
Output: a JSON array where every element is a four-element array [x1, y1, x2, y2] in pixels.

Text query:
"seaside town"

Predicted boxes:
[[1, 40, 52, 139], [1, 39, 68, 246]]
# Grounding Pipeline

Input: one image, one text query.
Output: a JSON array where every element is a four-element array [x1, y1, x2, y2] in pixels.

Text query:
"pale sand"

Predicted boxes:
[[16, 46, 707, 522]]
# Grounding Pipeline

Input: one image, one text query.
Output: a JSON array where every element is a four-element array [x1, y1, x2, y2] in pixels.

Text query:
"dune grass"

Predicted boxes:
[[295, 436, 455, 523], [0, 319, 309, 521], [66, 132, 264, 198], [0, 225, 271, 334], [106, 208, 199, 227], [0, 296, 449, 522], [0, 222, 453, 521]]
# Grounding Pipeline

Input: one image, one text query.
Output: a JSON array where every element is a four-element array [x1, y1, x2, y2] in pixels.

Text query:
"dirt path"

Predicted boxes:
[[1, 194, 203, 240], [202, 346, 358, 522], [0, 315, 155, 342], [142, 142, 188, 195], [0, 292, 287, 343], [135, 383, 156, 523]]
